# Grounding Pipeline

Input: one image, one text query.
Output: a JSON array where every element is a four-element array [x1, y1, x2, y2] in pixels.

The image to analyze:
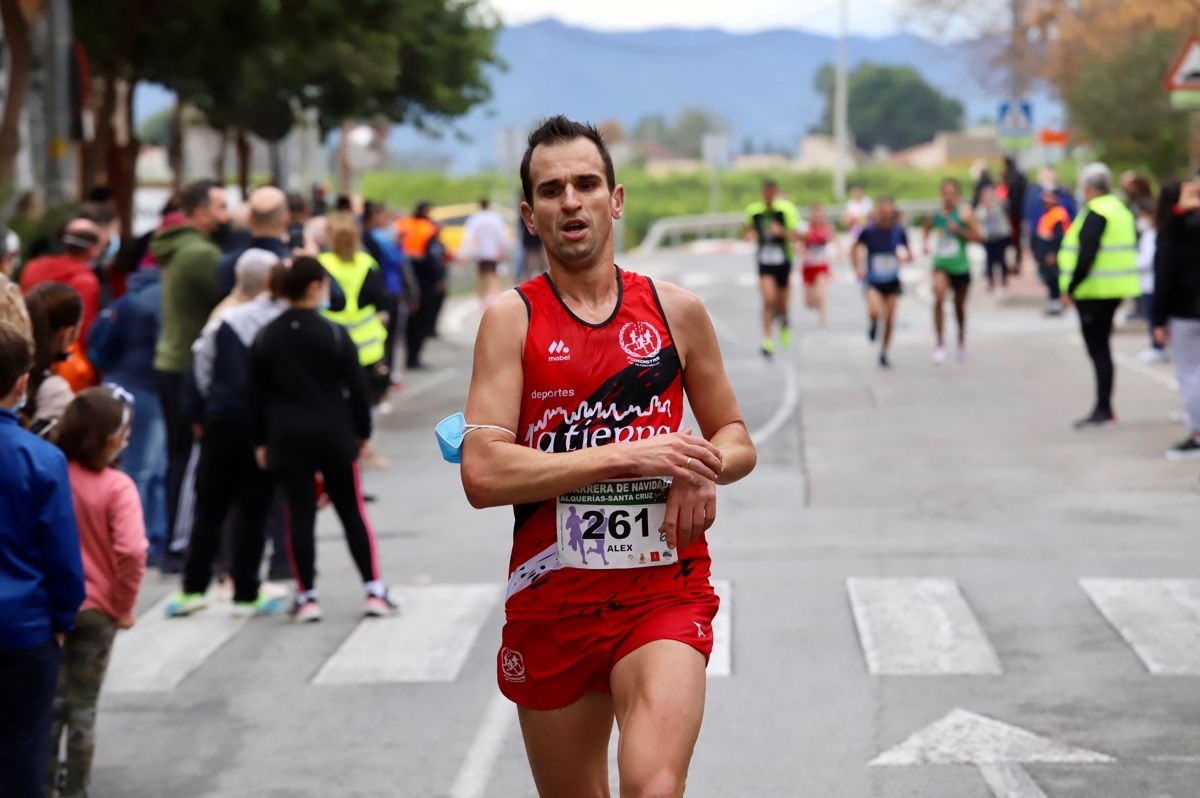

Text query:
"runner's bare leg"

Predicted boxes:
[[611, 640, 707, 798], [519, 692, 615, 798]]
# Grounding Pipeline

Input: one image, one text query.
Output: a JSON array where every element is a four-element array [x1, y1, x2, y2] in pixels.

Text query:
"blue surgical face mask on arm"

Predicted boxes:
[[435, 412, 515, 463]]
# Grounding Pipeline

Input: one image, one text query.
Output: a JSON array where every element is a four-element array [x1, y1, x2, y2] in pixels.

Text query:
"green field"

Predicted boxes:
[[362, 167, 981, 248]]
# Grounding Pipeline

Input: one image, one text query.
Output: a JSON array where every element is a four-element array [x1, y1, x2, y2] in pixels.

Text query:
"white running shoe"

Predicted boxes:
[[1137, 347, 1169, 364], [932, 347, 947, 365]]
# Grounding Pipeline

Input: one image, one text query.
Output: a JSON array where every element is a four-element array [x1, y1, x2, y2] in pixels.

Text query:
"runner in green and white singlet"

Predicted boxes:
[[923, 178, 980, 365]]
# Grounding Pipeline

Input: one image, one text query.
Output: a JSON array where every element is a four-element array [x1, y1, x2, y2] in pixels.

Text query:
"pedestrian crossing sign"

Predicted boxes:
[[1165, 35, 1200, 91], [997, 99, 1034, 151]]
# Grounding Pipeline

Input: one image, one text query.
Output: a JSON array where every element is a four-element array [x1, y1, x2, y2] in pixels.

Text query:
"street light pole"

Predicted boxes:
[[833, 0, 849, 201]]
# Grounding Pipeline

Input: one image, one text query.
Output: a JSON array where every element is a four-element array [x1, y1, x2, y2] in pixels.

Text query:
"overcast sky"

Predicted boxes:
[[486, 0, 913, 39]]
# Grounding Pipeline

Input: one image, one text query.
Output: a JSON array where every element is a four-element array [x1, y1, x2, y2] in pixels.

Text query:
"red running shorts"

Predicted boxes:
[[497, 591, 720, 711], [802, 263, 831, 286]]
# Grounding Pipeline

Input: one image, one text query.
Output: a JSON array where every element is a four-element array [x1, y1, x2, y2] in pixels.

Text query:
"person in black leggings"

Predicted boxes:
[[248, 257, 396, 622]]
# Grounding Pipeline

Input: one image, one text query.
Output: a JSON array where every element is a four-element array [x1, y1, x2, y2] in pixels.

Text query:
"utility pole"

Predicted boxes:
[[43, 0, 72, 204], [833, 0, 849, 201]]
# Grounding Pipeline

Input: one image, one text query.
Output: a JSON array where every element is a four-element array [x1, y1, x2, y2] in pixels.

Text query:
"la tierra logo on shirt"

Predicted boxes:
[[619, 321, 662, 366]]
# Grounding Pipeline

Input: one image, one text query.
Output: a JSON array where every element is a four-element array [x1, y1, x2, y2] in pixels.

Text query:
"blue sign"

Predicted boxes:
[[997, 100, 1033, 138]]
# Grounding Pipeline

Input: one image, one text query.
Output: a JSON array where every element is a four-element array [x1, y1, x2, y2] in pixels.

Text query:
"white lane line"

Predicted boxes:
[[708, 579, 732, 677], [1112, 352, 1179, 391], [106, 594, 248, 692], [750, 361, 799, 446], [313, 584, 500, 684], [443, 297, 481, 336], [847, 578, 1002, 675], [1081, 578, 1200, 674], [448, 691, 518, 798]]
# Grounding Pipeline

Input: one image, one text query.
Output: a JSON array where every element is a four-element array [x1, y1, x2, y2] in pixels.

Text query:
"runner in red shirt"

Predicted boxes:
[[458, 116, 756, 797], [800, 203, 836, 329]]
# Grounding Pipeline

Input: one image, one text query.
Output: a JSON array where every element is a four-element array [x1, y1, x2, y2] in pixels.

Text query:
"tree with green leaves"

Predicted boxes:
[[814, 62, 963, 151], [1060, 28, 1188, 177], [68, 0, 501, 229]]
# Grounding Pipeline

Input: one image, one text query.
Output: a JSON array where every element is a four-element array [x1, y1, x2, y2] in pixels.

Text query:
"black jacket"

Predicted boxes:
[[248, 308, 371, 470], [1153, 210, 1200, 325]]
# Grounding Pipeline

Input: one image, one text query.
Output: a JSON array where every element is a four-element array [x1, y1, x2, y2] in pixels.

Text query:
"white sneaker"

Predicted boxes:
[[1137, 347, 1169, 364], [932, 347, 947, 365], [956, 343, 967, 363]]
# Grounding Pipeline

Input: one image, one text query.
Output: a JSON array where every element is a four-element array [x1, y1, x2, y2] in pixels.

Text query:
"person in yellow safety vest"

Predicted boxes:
[[318, 211, 392, 407], [1058, 162, 1140, 429]]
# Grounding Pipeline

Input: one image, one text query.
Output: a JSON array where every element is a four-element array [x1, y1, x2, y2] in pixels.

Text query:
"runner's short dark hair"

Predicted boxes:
[[520, 116, 615, 205], [941, 177, 962, 192], [180, 179, 221, 215], [0, 320, 32, 397], [280, 255, 327, 301], [763, 179, 778, 190]]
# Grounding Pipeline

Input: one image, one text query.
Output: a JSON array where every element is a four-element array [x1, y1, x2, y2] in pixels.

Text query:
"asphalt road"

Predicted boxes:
[[92, 242, 1200, 798]]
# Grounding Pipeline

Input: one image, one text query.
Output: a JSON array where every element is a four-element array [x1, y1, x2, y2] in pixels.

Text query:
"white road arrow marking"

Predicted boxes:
[[871, 708, 1114, 798]]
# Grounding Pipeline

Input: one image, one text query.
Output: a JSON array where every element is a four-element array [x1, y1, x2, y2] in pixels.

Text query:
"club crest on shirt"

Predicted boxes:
[[619, 321, 662, 366]]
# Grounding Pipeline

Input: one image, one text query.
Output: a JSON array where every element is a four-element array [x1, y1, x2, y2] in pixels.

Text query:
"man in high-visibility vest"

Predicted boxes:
[[1059, 162, 1140, 428]]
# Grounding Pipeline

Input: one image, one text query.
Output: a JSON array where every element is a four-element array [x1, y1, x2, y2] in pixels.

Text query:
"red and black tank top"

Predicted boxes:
[[505, 267, 714, 619]]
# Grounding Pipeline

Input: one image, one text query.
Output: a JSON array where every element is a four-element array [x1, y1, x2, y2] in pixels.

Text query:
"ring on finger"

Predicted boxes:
[[685, 456, 693, 469]]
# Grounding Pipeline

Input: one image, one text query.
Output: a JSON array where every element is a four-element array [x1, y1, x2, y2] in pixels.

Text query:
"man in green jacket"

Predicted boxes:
[[152, 179, 230, 561]]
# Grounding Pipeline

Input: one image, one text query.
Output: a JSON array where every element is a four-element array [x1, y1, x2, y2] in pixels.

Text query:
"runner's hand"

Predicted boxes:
[[117, 614, 136, 630], [624, 426, 723, 483], [255, 446, 268, 470], [1154, 326, 1169, 347], [661, 475, 717, 551], [54, 633, 65, 647]]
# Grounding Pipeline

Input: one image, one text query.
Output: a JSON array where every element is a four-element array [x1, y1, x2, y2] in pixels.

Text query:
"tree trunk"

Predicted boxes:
[[86, 72, 118, 196], [235, 126, 250, 199], [212, 128, 228, 182], [109, 78, 137, 241], [168, 99, 184, 192], [0, 0, 32, 200]]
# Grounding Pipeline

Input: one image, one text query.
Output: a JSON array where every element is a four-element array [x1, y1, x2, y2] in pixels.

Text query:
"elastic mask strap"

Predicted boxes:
[[464, 424, 516, 439]]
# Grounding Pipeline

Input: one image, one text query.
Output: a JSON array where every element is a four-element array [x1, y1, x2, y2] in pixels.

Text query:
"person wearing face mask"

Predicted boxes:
[[248, 257, 394, 622], [22, 282, 84, 432], [46, 386, 146, 798], [150, 179, 231, 570], [0, 320, 85, 798], [19, 219, 104, 346]]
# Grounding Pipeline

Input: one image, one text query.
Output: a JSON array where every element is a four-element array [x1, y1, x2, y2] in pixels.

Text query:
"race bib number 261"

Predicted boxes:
[[556, 479, 675, 570]]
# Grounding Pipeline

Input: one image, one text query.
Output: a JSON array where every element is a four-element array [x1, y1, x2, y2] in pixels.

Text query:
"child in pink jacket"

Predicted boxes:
[[47, 386, 146, 798]]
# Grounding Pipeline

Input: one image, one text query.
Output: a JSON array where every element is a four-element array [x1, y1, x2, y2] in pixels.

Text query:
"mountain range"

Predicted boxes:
[[135, 18, 1062, 173]]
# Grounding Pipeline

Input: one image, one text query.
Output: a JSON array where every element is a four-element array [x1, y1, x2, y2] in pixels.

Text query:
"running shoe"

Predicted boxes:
[[761, 338, 775, 358], [292, 599, 323, 624], [231, 593, 289, 618], [956, 342, 967, 363], [868, 319, 878, 342], [1136, 347, 1169, 364], [364, 590, 400, 617], [1072, 409, 1117, 430], [931, 346, 947, 365], [1166, 437, 1200, 461], [878, 352, 892, 369], [780, 327, 793, 349], [164, 592, 208, 618]]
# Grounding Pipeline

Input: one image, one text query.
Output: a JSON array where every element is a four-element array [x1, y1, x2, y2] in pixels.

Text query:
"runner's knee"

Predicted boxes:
[[620, 768, 685, 798]]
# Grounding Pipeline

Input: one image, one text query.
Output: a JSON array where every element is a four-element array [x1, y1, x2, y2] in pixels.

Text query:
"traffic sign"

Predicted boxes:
[[1165, 35, 1200, 91], [997, 99, 1034, 151]]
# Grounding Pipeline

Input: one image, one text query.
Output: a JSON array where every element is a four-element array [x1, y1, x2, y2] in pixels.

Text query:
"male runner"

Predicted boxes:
[[852, 197, 912, 369], [800, 204, 836, 330], [923, 178, 981, 364], [743, 180, 801, 357], [459, 116, 756, 798]]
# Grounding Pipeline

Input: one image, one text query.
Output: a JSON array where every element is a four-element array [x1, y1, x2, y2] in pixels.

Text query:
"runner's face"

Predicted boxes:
[[941, 183, 959, 207], [877, 202, 896, 226], [522, 138, 624, 270]]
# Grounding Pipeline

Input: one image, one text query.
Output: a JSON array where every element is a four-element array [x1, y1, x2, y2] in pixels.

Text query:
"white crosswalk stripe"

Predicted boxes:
[[106, 594, 249, 693], [847, 577, 1002, 675], [1081, 578, 1200, 675], [313, 584, 501, 685]]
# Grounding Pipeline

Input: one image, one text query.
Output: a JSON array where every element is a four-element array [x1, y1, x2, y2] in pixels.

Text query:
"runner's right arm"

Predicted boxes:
[[460, 292, 724, 509]]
